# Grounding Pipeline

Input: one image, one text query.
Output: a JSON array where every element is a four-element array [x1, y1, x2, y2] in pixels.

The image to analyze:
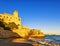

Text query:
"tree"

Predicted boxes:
[[8, 22, 18, 29], [0, 21, 11, 30]]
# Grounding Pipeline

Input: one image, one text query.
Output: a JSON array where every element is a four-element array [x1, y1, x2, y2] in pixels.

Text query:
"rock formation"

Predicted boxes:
[[0, 27, 20, 38], [12, 26, 30, 38], [0, 10, 45, 38], [29, 29, 45, 38]]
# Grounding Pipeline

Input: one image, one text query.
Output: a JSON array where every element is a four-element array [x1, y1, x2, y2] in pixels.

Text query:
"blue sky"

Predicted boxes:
[[0, 0, 60, 34]]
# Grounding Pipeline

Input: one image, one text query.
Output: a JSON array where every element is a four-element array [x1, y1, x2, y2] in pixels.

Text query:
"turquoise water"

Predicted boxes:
[[45, 35, 60, 44]]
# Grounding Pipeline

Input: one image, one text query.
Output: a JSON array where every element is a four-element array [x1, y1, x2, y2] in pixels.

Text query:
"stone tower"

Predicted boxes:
[[13, 10, 18, 17]]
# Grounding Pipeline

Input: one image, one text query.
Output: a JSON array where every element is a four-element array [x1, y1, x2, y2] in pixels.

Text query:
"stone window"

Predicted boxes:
[[7, 16, 8, 18], [4, 16, 5, 18]]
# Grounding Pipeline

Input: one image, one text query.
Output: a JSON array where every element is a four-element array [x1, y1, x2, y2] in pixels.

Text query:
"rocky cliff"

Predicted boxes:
[[0, 10, 45, 38]]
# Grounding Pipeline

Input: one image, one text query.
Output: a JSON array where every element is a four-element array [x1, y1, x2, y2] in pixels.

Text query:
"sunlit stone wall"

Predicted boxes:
[[0, 10, 21, 25]]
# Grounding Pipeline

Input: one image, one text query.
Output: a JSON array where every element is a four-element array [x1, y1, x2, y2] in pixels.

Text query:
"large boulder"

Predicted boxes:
[[0, 27, 20, 38]]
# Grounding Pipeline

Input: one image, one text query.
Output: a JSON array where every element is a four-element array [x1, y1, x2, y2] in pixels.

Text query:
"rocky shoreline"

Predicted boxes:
[[0, 38, 60, 46], [0, 11, 59, 46]]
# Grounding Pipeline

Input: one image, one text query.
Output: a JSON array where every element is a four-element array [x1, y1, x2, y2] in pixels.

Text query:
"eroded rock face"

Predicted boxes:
[[29, 29, 45, 38], [0, 10, 45, 38], [12, 26, 30, 38], [12, 26, 45, 38], [0, 27, 20, 38]]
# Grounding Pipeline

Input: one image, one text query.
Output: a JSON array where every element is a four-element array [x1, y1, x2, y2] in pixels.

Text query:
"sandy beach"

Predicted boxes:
[[0, 38, 60, 46]]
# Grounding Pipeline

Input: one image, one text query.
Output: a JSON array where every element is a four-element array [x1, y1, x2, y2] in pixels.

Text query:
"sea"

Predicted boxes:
[[45, 35, 60, 44]]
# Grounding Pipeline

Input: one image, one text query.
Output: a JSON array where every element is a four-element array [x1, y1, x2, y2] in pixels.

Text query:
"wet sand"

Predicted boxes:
[[0, 38, 33, 46], [0, 38, 60, 46], [0, 42, 33, 46]]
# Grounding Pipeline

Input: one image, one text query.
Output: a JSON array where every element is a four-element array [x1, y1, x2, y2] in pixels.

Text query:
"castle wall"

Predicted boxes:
[[0, 11, 21, 25]]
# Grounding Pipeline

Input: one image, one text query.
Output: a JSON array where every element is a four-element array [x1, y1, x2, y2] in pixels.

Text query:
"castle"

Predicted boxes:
[[0, 10, 21, 25]]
